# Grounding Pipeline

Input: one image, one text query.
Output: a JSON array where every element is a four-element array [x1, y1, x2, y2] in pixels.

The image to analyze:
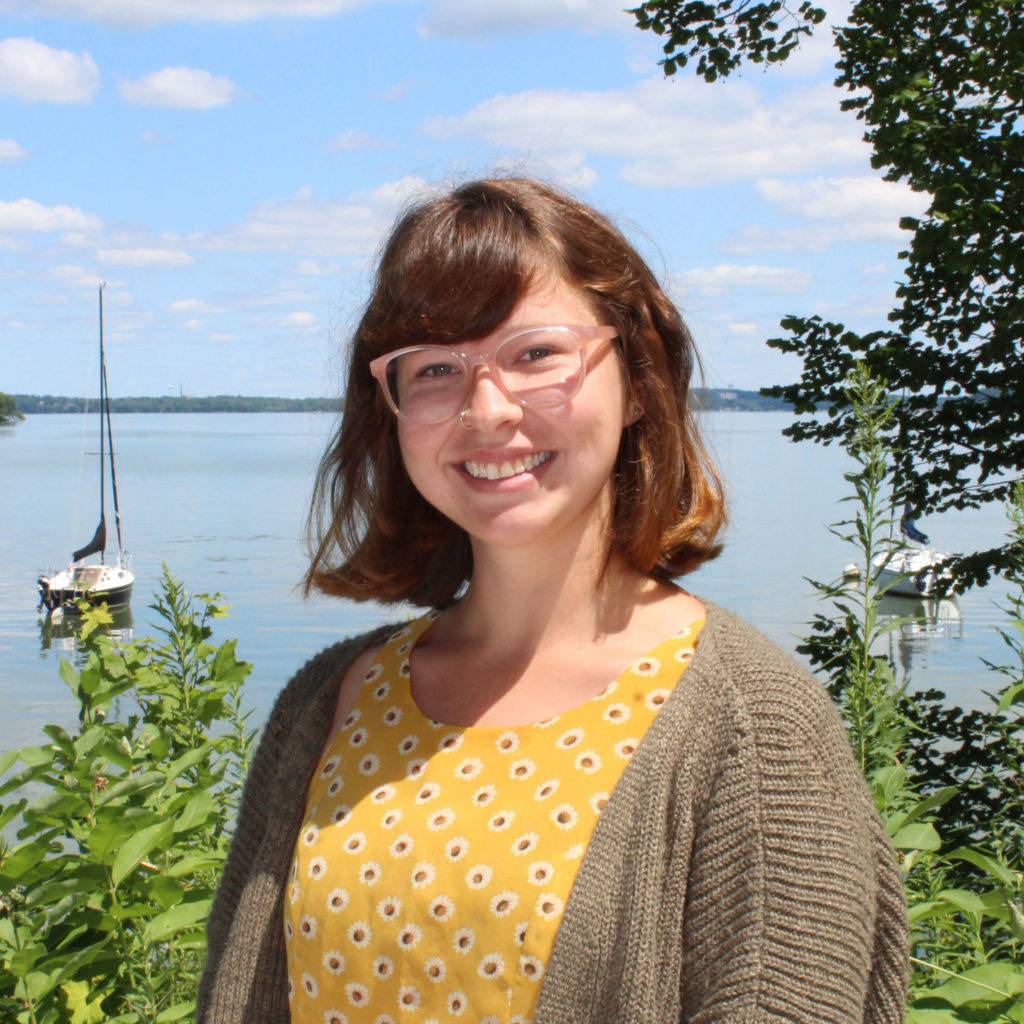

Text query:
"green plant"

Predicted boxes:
[[801, 367, 1023, 1022], [0, 568, 254, 1023]]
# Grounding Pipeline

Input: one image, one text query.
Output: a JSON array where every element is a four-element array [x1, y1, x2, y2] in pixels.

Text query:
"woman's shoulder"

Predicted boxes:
[[265, 619, 404, 732], [688, 599, 852, 756]]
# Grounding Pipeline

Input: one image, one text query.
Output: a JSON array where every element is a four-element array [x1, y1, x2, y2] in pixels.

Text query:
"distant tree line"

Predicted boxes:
[[12, 394, 343, 414], [12, 389, 790, 415]]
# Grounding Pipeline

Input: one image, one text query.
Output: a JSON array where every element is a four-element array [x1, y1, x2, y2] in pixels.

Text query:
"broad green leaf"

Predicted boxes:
[[0, 841, 50, 884], [890, 822, 941, 851], [146, 897, 211, 942], [930, 961, 1024, 1007], [58, 657, 80, 692], [172, 788, 215, 834], [60, 979, 108, 1024], [947, 847, 1016, 887], [145, 873, 185, 909], [155, 1003, 196, 1023], [96, 769, 165, 806], [933, 887, 1003, 915], [0, 748, 21, 775], [111, 818, 174, 887]]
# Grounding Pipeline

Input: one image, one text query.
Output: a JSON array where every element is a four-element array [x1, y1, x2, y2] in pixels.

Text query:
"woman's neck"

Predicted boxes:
[[450, 539, 656, 654]]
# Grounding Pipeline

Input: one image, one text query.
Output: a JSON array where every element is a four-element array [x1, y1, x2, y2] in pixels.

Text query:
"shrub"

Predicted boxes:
[[803, 368, 1024, 1023], [0, 569, 254, 1023]]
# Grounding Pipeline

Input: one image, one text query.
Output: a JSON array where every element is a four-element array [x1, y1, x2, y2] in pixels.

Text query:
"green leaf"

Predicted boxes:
[[946, 847, 1016, 887], [110, 817, 174, 887], [172, 787, 215, 834], [145, 873, 185, 909], [96, 769, 165, 806], [929, 961, 1024, 1007], [145, 897, 212, 943], [155, 1004, 196, 1023], [890, 822, 941, 851]]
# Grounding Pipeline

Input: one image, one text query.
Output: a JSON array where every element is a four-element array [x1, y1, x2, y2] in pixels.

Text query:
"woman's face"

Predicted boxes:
[[396, 273, 634, 558]]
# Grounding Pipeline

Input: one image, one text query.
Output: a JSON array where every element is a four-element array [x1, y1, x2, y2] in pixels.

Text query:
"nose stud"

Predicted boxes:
[[458, 409, 472, 429]]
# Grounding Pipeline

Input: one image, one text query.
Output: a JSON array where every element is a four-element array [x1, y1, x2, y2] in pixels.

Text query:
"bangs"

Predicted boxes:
[[360, 184, 566, 357]]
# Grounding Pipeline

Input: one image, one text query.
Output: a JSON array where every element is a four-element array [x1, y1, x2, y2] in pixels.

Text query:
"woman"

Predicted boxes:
[[198, 178, 908, 1023]]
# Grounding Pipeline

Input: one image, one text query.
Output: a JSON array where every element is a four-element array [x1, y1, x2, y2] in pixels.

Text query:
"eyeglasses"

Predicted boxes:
[[369, 324, 619, 425]]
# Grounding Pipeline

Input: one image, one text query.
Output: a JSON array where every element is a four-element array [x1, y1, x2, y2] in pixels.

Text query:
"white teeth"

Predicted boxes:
[[464, 451, 551, 480]]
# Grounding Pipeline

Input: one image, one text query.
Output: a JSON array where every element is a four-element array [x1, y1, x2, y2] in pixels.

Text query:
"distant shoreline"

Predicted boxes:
[[12, 389, 791, 414]]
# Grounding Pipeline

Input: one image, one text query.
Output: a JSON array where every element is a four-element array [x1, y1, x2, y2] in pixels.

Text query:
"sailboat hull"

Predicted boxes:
[[38, 563, 134, 613]]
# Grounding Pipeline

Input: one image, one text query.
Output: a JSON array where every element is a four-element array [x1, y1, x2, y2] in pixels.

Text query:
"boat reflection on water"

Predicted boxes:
[[39, 603, 135, 658], [876, 592, 962, 677]]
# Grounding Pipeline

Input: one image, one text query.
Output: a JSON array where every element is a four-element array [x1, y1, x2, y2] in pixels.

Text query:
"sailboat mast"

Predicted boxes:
[[98, 285, 106, 564], [103, 342, 125, 564]]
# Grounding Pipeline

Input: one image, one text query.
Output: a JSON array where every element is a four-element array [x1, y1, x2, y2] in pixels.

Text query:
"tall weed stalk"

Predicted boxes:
[[802, 367, 1023, 1022], [0, 568, 254, 1024]]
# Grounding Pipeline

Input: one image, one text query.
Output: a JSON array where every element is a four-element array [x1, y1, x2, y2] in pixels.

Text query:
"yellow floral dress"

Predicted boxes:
[[285, 611, 703, 1024]]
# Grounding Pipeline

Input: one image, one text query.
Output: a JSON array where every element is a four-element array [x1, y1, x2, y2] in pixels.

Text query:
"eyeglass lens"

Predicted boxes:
[[383, 327, 586, 424]]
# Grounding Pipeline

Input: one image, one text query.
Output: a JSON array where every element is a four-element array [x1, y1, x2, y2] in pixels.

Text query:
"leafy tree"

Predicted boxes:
[[0, 392, 23, 424], [631, 0, 1024, 586]]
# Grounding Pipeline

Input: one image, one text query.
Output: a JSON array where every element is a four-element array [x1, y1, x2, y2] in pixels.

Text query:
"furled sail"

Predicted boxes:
[[72, 516, 106, 563], [900, 504, 930, 546]]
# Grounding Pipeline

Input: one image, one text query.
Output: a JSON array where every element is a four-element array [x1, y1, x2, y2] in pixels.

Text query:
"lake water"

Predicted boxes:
[[0, 411, 1014, 754]]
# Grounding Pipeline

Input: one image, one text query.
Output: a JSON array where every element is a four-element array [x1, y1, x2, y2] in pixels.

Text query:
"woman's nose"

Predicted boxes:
[[460, 367, 523, 430]]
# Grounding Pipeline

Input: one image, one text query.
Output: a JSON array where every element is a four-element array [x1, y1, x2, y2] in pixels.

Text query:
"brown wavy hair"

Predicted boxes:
[[305, 177, 725, 607]]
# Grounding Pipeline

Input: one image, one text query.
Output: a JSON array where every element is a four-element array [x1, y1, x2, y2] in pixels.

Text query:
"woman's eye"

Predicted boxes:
[[416, 361, 459, 380], [520, 346, 556, 362]]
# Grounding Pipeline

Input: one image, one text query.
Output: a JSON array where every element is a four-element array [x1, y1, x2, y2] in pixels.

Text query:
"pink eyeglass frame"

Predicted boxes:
[[368, 324, 619, 424]]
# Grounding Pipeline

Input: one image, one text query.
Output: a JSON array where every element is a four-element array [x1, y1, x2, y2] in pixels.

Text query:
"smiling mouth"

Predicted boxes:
[[463, 451, 553, 480]]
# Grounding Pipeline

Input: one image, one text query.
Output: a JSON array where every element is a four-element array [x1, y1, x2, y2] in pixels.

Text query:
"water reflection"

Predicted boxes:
[[38, 604, 135, 660], [876, 593, 962, 676]]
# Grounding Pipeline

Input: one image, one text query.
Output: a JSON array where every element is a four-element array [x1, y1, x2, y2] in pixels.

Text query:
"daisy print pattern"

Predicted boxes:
[[284, 609, 703, 1023]]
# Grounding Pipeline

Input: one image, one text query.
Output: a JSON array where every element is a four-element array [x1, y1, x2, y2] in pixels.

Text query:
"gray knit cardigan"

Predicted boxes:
[[197, 601, 908, 1023]]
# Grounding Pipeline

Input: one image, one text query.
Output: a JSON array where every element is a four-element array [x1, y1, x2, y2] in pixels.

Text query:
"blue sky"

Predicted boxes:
[[0, 0, 927, 398]]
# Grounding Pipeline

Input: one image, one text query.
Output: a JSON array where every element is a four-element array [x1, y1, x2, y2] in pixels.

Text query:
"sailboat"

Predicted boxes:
[[871, 506, 953, 598], [38, 285, 134, 613]]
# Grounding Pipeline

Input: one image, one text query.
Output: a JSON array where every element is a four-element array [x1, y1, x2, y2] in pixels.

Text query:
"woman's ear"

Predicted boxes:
[[624, 394, 643, 427]]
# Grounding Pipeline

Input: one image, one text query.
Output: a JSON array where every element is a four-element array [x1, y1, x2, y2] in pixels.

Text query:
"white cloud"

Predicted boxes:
[[168, 298, 226, 313], [294, 259, 341, 276], [284, 310, 317, 327], [95, 247, 194, 267], [378, 77, 421, 102], [325, 130, 393, 151], [205, 177, 426, 256], [728, 322, 758, 334], [0, 0, 372, 28], [756, 175, 928, 223], [683, 263, 813, 296], [420, 0, 631, 37], [424, 77, 868, 188], [0, 198, 101, 233], [119, 67, 237, 109], [46, 263, 107, 289], [0, 138, 27, 162], [140, 129, 174, 145], [721, 176, 931, 253], [0, 37, 98, 104]]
